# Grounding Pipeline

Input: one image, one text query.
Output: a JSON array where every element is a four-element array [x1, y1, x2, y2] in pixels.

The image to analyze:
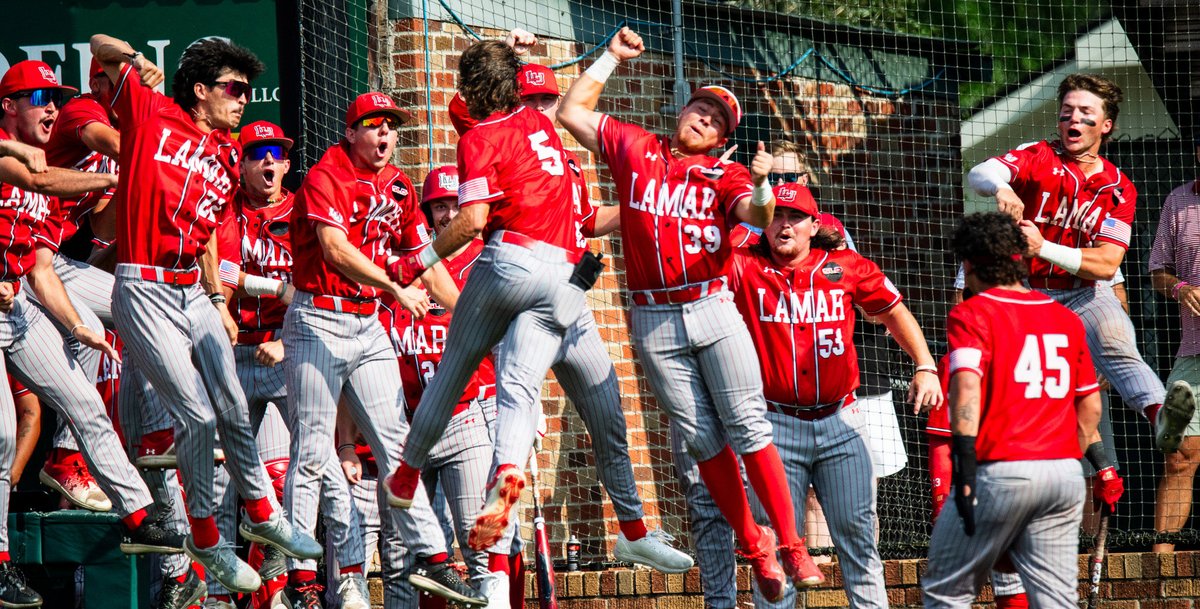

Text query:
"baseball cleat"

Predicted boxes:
[[39, 455, 112, 512], [281, 581, 324, 609], [336, 571, 370, 609], [202, 597, 236, 609], [0, 562, 42, 608], [120, 517, 186, 554], [477, 570, 510, 609], [156, 569, 206, 609], [738, 526, 786, 602], [1156, 381, 1196, 454], [614, 529, 694, 573], [408, 557, 487, 607], [779, 540, 825, 588], [257, 542, 287, 579], [239, 512, 323, 560], [468, 464, 525, 551], [384, 461, 421, 509], [185, 536, 261, 593]]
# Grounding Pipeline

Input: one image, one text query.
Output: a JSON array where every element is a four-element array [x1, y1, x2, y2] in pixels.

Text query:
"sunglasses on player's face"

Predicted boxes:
[[11, 88, 65, 108], [207, 79, 251, 100], [358, 115, 401, 130], [770, 171, 808, 186], [245, 144, 288, 161]]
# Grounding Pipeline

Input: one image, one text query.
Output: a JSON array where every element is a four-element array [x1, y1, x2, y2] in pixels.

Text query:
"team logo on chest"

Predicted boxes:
[[821, 262, 843, 282], [755, 287, 847, 324], [391, 181, 409, 201]]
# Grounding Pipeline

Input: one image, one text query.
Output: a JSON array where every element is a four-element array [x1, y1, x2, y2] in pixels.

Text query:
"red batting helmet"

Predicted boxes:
[[687, 85, 741, 136], [773, 182, 819, 217], [420, 165, 459, 226]]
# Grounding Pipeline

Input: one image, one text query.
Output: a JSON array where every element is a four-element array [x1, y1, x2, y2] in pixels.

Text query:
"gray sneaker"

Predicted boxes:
[[239, 512, 322, 560], [184, 536, 261, 593], [1156, 380, 1197, 453], [337, 571, 370, 609]]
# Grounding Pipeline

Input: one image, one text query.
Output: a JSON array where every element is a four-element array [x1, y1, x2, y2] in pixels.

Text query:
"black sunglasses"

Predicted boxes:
[[769, 171, 808, 185], [208, 79, 251, 100], [245, 144, 288, 161], [11, 89, 65, 108]]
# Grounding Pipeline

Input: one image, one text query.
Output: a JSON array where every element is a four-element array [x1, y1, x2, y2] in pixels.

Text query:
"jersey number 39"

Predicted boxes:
[[1014, 334, 1070, 399]]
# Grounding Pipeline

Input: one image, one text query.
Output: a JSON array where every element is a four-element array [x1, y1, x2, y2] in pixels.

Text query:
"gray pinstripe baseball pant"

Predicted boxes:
[[282, 292, 444, 569], [668, 424, 738, 609], [111, 265, 273, 518], [1041, 285, 1165, 413], [630, 292, 774, 461], [404, 237, 585, 472], [4, 291, 153, 519], [923, 459, 1084, 609], [491, 305, 644, 526], [326, 476, 420, 609]]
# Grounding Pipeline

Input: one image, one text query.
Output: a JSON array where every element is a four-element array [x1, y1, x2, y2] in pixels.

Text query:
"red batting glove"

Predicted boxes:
[[387, 253, 427, 287], [1092, 466, 1124, 513]]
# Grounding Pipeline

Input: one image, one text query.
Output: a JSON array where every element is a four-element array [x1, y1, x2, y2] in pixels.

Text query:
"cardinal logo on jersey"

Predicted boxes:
[[821, 262, 844, 282]]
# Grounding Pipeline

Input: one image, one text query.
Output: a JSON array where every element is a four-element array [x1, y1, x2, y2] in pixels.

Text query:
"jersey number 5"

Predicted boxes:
[[1014, 334, 1070, 399], [528, 131, 564, 176]]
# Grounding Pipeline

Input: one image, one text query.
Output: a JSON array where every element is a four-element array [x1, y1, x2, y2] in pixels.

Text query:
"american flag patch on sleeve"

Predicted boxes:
[[219, 260, 241, 288], [458, 177, 500, 204], [1097, 217, 1131, 246]]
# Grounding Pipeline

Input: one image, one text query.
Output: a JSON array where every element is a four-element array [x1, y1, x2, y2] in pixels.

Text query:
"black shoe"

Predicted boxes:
[[0, 563, 42, 608], [283, 582, 325, 609], [259, 543, 287, 579], [408, 557, 486, 607], [121, 518, 186, 555], [156, 570, 205, 609]]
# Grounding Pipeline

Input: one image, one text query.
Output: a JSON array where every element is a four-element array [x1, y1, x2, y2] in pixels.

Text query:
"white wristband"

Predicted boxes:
[[1037, 241, 1083, 275], [418, 244, 442, 270], [751, 182, 773, 207], [584, 52, 620, 84], [243, 275, 285, 297]]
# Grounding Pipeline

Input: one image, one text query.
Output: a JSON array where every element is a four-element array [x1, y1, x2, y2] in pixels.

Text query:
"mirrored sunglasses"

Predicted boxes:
[[208, 79, 251, 99], [12, 88, 66, 107], [245, 144, 288, 161], [359, 115, 401, 130], [770, 171, 808, 186]]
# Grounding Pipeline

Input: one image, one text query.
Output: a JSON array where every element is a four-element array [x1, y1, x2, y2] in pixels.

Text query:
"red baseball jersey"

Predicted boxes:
[[43, 93, 117, 247], [729, 246, 902, 406], [8, 375, 29, 399], [380, 239, 495, 417], [598, 115, 754, 291], [993, 140, 1136, 286], [98, 329, 122, 439], [925, 354, 952, 438], [946, 287, 1100, 462], [291, 142, 430, 300], [216, 191, 294, 334], [109, 63, 241, 269], [0, 128, 57, 281], [456, 106, 574, 250]]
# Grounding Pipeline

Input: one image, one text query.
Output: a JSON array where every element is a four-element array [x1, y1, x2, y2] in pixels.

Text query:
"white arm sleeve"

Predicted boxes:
[[967, 158, 1014, 196]]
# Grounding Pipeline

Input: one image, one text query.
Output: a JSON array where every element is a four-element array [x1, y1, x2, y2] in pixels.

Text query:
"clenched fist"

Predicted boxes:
[[608, 27, 644, 62]]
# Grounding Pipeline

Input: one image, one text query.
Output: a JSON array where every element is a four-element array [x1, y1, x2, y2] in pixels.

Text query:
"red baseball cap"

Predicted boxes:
[[0, 60, 78, 99], [818, 212, 846, 238], [773, 182, 819, 217], [687, 85, 741, 136], [89, 58, 106, 78], [345, 92, 413, 128], [238, 121, 293, 150], [422, 165, 459, 204], [518, 64, 559, 98]]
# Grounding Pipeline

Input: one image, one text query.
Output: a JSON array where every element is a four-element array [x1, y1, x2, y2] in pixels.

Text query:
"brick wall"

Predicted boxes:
[[379, 17, 959, 562]]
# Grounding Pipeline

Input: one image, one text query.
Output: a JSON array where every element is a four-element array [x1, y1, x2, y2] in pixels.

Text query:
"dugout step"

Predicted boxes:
[[8, 511, 150, 609]]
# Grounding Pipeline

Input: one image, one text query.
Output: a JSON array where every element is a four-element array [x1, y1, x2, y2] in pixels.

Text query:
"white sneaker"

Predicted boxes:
[[203, 597, 236, 609], [239, 511, 323, 559], [614, 529, 694, 573], [1157, 380, 1197, 453], [184, 536, 261, 593], [479, 570, 511, 609], [338, 571, 371, 609]]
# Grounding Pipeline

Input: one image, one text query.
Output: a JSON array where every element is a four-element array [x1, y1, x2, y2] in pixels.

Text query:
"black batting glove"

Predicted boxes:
[[951, 435, 978, 536]]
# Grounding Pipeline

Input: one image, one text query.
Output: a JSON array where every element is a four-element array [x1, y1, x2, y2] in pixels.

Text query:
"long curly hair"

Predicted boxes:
[[459, 40, 521, 121], [951, 212, 1028, 287], [173, 38, 263, 112]]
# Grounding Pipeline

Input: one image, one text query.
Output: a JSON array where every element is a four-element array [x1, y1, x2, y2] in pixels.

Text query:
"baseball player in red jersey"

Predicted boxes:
[[557, 28, 818, 600], [91, 34, 322, 595], [284, 91, 480, 609], [0, 58, 190, 608], [923, 212, 1125, 608], [721, 182, 941, 607], [967, 73, 1191, 453], [210, 120, 368, 609]]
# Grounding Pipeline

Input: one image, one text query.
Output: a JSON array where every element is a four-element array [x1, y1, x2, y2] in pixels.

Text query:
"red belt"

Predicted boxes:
[[496, 230, 581, 264], [238, 329, 278, 345], [139, 267, 200, 286], [312, 296, 377, 316], [1028, 276, 1091, 290], [631, 277, 726, 306], [765, 397, 849, 422]]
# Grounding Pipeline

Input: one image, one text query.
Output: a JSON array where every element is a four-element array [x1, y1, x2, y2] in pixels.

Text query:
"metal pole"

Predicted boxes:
[[671, 0, 689, 112]]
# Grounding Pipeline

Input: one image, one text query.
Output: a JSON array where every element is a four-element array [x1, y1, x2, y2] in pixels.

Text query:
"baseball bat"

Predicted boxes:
[[1085, 506, 1110, 609], [528, 450, 558, 609]]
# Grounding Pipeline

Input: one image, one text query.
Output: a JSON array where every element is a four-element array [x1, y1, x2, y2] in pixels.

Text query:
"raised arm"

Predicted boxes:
[[89, 34, 164, 89], [557, 27, 644, 155]]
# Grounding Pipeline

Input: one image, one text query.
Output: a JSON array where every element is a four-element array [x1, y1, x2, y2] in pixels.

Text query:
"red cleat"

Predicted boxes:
[[738, 526, 786, 602], [39, 451, 112, 512], [468, 464, 525, 551], [385, 461, 421, 509], [779, 539, 825, 588]]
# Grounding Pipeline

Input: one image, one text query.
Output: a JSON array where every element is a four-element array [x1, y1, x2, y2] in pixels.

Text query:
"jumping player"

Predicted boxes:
[[284, 91, 481, 609], [556, 27, 817, 599], [91, 33, 322, 594], [923, 212, 1124, 608], [966, 73, 1192, 453]]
